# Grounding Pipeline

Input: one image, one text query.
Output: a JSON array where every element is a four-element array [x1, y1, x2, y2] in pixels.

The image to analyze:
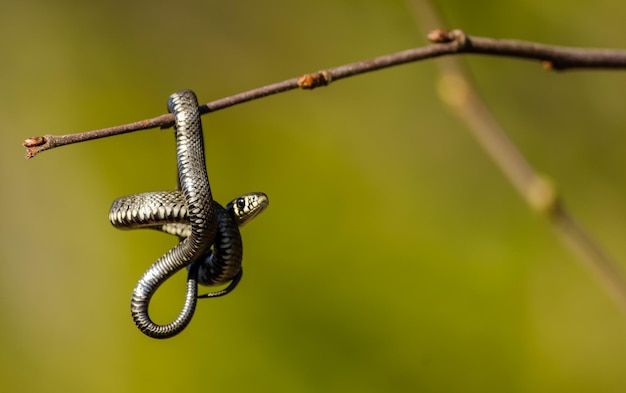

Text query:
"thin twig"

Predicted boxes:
[[22, 31, 626, 158], [410, 2, 626, 312]]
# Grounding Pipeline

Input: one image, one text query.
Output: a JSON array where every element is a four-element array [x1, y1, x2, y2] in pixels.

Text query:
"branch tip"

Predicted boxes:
[[426, 28, 467, 47], [297, 70, 332, 90], [23, 136, 46, 148], [23, 136, 49, 159], [427, 29, 453, 43], [451, 29, 468, 47]]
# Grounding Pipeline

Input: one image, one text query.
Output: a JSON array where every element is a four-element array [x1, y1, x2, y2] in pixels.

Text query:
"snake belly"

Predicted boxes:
[[112, 89, 217, 339]]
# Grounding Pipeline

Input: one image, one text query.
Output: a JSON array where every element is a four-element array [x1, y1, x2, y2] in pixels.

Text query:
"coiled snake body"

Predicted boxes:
[[109, 90, 268, 339], [193, 192, 268, 296]]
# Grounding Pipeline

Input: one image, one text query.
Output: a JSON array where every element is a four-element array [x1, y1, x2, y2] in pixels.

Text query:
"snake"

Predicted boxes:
[[108, 89, 268, 339]]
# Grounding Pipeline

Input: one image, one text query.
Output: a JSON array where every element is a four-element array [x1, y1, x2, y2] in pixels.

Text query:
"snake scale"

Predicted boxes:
[[109, 90, 268, 339]]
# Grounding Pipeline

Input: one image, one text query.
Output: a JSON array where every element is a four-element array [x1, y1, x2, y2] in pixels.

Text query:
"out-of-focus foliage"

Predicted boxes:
[[2, 1, 626, 392]]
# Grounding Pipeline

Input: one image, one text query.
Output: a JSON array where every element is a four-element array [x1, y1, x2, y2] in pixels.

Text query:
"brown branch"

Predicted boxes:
[[427, 29, 626, 70], [22, 29, 626, 158]]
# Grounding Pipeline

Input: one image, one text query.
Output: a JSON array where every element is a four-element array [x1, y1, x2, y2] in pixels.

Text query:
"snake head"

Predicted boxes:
[[227, 192, 269, 227]]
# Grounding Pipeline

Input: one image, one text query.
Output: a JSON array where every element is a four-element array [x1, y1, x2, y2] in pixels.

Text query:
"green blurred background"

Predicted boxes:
[[2, 0, 626, 392]]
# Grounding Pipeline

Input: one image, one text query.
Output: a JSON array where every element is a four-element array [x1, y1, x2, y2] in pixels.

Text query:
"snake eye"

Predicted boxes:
[[236, 198, 246, 210]]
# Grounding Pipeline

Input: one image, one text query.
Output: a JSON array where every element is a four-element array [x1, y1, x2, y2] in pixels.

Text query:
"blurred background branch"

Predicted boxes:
[[409, 0, 626, 311]]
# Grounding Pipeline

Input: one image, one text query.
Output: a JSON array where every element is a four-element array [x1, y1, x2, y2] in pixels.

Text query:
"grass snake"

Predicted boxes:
[[109, 90, 268, 339]]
